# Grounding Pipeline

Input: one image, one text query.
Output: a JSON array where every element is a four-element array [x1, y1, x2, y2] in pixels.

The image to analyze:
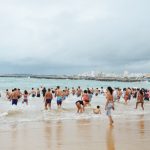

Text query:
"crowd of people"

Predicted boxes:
[[4, 86, 150, 125]]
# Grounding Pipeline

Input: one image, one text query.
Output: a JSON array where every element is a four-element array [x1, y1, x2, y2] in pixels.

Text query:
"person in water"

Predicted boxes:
[[44, 88, 53, 110], [135, 89, 144, 110], [11, 88, 19, 106], [72, 87, 76, 96], [124, 88, 129, 105], [31, 88, 36, 97], [56, 86, 63, 109], [93, 105, 101, 114], [6, 89, 11, 100], [75, 100, 84, 113], [82, 90, 90, 106], [117, 88, 122, 102], [105, 87, 114, 126], [42, 87, 47, 97], [76, 86, 82, 97], [37, 88, 41, 97], [22, 90, 29, 105], [17, 89, 22, 99]]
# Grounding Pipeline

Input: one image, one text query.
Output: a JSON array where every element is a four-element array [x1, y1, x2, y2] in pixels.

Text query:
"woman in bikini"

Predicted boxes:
[[105, 87, 115, 126], [22, 90, 29, 105]]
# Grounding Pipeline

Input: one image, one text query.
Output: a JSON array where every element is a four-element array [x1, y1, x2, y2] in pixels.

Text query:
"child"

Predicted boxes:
[[93, 105, 101, 114]]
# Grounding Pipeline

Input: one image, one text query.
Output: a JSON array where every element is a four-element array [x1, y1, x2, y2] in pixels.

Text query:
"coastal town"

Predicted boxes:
[[0, 71, 150, 82]]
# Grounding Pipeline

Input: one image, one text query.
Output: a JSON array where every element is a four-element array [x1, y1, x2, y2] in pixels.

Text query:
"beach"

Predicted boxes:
[[0, 77, 150, 150], [0, 117, 149, 150], [0, 0, 149, 149]]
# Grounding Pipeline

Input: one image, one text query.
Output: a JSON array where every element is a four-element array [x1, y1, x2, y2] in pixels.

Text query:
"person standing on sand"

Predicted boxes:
[[44, 88, 53, 110], [135, 89, 144, 110], [105, 87, 114, 126]]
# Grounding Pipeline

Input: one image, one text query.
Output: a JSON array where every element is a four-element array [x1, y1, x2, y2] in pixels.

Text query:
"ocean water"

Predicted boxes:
[[0, 77, 150, 129], [0, 77, 150, 90]]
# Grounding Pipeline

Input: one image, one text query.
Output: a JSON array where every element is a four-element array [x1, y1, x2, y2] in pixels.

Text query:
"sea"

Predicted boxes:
[[0, 77, 150, 130]]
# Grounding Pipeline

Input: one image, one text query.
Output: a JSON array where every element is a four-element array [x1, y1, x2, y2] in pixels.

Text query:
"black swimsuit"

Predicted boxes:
[[76, 100, 84, 105]]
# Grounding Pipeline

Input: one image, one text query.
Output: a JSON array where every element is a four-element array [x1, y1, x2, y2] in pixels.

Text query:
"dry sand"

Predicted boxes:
[[0, 116, 149, 150]]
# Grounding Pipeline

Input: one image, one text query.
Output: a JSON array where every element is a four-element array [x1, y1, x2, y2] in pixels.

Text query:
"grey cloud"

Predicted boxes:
[[0, 0, 150, 74]]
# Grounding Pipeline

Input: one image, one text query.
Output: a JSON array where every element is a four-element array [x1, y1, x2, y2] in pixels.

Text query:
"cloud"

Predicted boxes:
[[0, 0, 150, 74]]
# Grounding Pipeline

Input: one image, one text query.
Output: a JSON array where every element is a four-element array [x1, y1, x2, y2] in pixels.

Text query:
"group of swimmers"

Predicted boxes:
[[5, 86, 150, 125]]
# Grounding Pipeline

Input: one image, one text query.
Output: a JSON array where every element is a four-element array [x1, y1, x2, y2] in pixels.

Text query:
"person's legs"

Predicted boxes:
[[141, 102, 144, 110], [12, 99, 18, 105], [109, 116, 114, 125], [135, 102, 139, 109], [45, 101, 48, 110], [76, 103, 81, 113], [49, 103, 51, 109]]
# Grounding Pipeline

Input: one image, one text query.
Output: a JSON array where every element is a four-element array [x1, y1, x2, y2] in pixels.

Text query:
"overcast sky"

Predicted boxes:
[[0, 0, 149, 75]]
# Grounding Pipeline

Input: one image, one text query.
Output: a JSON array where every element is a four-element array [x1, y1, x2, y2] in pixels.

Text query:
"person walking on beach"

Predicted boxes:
[[105, 87, 114, 126], [135, 89, 144, 110], [44, 88, 53, 110]]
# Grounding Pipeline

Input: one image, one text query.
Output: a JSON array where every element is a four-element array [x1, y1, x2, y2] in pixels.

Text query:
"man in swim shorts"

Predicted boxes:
[[56, 86, 63, 109], [11, 88, 19, 106], [44, 88, 53, 110]]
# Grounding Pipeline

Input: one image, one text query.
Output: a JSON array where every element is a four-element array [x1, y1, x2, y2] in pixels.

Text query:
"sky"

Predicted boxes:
[[0, 0, 150, 75]]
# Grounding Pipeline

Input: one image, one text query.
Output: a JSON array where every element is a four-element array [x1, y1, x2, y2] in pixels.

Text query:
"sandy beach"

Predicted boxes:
[[0, 115, 149, 150]]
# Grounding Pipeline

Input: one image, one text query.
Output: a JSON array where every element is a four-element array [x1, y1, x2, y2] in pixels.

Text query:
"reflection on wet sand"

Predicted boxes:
[[106, 126, 115, 150], [138, 115, 145, 138], [44, 122, 52, 149], [0, 118, 150, 150], [56, 121, 63, 150], [11, 124, 19, 150]]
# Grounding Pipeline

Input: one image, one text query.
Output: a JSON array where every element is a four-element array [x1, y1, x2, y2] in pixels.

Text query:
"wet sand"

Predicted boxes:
[[0, 116, 150, 150]]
